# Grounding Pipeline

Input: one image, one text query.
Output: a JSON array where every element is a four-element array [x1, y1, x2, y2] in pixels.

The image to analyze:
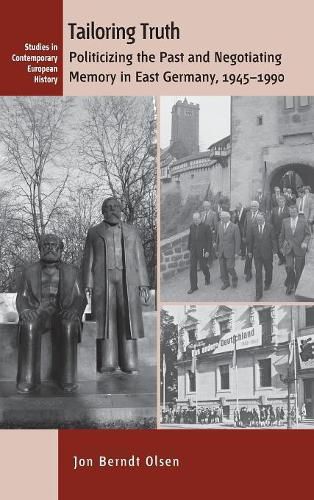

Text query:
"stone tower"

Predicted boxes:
[[170, 98, 199, 158]]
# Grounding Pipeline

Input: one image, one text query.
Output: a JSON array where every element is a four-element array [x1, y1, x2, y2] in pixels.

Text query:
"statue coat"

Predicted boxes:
[[16, 261, 87, 341], [82, 222, 149, 340]]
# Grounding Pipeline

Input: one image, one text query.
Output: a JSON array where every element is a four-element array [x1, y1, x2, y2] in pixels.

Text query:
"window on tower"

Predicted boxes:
[[299, 96, 310, 107], [257, 115, 263, 125], [284, 96, 294, 109]]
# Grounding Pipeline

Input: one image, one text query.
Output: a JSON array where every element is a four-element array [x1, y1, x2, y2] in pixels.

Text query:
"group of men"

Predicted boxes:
[[187, 185, 313, 300]]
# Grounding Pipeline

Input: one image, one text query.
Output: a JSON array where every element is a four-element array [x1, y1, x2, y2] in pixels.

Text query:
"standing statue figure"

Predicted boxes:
[[82, 197, 150, 373], [16, 234, 87, 393]]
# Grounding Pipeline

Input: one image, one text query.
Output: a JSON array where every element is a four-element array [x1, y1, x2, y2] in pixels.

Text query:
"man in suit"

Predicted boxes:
[[200, 200, 218, 234], [271, 186, 282, 209], [200, 200, 217, 265], [256, 188, 269, 214], [187, 212, 212, 294], [16, 234, 87, 393], [216, 211, 241, 290], [304, 186, 314, 199], [82, 197, 150, 373], [248, 212, 277, 300], [296, 187, 314, 224], [270, 196, 290, 265], [243, 200, 260, 281], [233, 202, 247, 259], [279, 205, 311, 294], [285, 187, 296, 207]]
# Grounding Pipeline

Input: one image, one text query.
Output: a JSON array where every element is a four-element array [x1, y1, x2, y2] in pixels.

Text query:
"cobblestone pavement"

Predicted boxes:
[[161, 256, 296, 303]]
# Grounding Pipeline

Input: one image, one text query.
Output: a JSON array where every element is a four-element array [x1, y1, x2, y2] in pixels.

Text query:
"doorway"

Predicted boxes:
[[269, 164, 314, 197]]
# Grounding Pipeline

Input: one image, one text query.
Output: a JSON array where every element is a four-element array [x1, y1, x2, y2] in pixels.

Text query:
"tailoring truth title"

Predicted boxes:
[[68, 22, 181, 45]]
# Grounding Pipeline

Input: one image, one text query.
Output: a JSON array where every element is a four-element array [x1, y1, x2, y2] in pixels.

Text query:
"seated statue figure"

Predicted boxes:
[[16, 234, 87, 393]]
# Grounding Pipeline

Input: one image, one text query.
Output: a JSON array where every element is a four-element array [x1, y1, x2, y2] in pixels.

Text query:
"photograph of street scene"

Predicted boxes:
[[160, 304, 314, 429], [160, 96, 314, 302]]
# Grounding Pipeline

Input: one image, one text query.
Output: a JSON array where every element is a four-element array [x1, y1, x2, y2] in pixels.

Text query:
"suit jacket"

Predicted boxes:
[[243, 211, 259, 240], [279, 217, 311, 257], [296, 195, 314, 222], [188, 223, 212, 258], [233, 207, 247, 237], [271, 193, 282, 209], [271, 206, 290, 235], [82, 221, 149, 339], [216, 221, 241, 258], [256, 194, 269, 213], [200, 209, 218, 233], [284, 193, 296, 206], [16, 262, 87, 341], [248, 223, 277, 260]]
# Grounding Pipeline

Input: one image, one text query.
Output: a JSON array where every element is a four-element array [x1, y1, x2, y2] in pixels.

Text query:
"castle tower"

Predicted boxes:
[[170, 98, 199, 158]]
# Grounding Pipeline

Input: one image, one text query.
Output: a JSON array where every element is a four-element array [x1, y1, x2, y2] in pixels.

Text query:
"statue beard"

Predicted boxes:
[[41, 251, 61, 264], [103, 214, 121, 226]]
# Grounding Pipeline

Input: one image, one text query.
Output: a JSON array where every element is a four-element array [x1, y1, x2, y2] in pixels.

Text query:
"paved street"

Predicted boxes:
[[161, 256, 296, 303], [160, 420, 314, 430]]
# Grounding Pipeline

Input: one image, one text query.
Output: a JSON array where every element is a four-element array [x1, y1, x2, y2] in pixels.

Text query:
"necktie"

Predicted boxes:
[[279, 208, 282, 215], [224, 223, 227, 232], [259, 225, 262, 234]]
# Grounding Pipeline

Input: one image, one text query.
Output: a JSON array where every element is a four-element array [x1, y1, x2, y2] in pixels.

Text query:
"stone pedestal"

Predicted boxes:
[[0, 311, 156, 428]]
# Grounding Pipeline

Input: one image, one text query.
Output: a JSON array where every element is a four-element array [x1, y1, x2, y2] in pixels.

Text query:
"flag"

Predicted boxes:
[[232, 336, 237, 369], [163, 353, 166, 375], [191, 348, 196, 374], [289, 320, 296, 365], [288, 339, 294, 365]]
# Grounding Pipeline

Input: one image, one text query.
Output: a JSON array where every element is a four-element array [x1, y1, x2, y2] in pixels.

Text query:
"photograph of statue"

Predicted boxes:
[[0, 96, 156, 428]]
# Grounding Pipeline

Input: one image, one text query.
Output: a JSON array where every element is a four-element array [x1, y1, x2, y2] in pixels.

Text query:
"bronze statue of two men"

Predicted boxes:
[[16, 197, 150, 393]]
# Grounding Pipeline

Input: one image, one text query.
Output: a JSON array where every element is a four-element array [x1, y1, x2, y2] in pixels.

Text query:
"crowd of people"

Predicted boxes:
[[161, 406, 224, 424], [187, 185, 313, 300], [234, 406, 286, 427], [161, 404, 306, 427]]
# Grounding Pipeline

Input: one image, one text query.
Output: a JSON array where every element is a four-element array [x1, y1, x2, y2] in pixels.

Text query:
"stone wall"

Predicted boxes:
[[160, 230, 190, 280], [231, 96, 314, 206]]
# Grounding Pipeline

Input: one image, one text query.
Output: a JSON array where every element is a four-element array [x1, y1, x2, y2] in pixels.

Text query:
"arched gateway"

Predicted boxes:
[[268, 164, 314, 196]]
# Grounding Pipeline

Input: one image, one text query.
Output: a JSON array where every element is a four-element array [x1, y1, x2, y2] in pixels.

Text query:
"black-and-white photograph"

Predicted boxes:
[[160, 304, 314, 429], [160, 96, 314, 302], [0, 96, 157, 428]]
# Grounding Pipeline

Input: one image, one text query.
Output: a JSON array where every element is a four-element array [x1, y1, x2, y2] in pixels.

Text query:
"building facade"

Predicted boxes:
[[175, 305, 297, 418], [231, 96, 314, 206], [295, 305, 314, 418]]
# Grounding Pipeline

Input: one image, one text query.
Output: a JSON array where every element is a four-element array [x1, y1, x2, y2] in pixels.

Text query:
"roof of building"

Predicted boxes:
[[208, 135, 231, 150], [171, 150, 213, 167]]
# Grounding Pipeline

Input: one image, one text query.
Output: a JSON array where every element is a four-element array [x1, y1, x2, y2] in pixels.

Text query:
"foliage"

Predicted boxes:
[[160, 308, 178, 403], [0, 97, 156, 291]]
